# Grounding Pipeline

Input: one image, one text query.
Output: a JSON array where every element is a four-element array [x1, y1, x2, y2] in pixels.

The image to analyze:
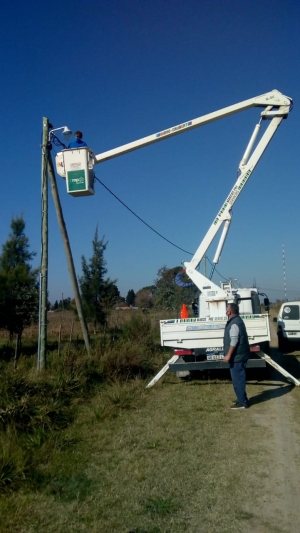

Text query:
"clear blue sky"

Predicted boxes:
[[1, 0, 299, 304]]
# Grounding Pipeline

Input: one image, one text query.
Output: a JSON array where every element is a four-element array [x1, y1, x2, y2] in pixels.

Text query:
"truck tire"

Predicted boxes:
[[259, 341, 270, 355], [278, 332, 288, 353]]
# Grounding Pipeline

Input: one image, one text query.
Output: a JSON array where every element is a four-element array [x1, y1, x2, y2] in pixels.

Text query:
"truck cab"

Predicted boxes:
[[275, 301, 300, 352], [198, 285, 263, 319]]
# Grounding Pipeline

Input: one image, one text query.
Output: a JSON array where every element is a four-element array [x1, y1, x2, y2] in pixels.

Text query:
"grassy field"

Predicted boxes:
[[1, 306, 299, 533], [1, 368, 287, 533]]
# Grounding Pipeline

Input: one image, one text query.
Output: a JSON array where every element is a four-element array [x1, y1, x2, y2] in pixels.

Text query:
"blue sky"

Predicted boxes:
[[0, 0, 299, 304]]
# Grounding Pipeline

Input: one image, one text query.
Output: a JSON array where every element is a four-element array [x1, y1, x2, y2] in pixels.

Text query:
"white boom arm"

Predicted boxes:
[[94, 90, 291, 164], [184, 107, 291, 297], [93, 89, 292, 296]]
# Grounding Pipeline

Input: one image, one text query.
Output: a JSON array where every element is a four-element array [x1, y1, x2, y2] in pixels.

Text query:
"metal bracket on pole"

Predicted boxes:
[[146, 355, 179, 388], [256, 351, 300, 386]]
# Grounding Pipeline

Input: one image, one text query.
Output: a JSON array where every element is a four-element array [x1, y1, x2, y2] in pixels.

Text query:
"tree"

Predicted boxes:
[[58, 297, 72, 310], [0, 216, 38, 361], [153, 265, 196, 313], [135, 286, 154, 309], [102, 280, 120, 309], [126, 289, 136, 306], [0, 217, 36, 271], [79, 226, 119, 331]]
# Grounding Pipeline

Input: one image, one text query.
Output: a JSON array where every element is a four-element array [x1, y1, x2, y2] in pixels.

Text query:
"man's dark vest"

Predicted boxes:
[[224, 315, 250, 363]]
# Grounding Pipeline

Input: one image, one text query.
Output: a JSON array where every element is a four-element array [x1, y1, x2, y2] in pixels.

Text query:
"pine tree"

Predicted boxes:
[[0, 216, 38, 360], [79, 226, 119, 331], [0, 217, 35, 271], [126, 289, 136, 306]]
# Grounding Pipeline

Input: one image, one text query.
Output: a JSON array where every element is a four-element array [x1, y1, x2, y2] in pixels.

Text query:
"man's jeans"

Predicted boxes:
[[230, 360, 249, 407]]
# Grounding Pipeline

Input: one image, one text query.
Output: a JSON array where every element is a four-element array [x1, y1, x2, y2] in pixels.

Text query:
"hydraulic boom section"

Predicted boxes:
[[90, 89, 293, 300], [183, 99, 292, 296], [93, 89, 291, 164]]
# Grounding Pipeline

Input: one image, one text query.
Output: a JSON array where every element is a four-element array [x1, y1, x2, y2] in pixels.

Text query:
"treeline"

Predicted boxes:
[[0, 217, 39, 361], [51, 297, 73, 311], [48, 228, 198, 318], [0, 216, 198, 350]]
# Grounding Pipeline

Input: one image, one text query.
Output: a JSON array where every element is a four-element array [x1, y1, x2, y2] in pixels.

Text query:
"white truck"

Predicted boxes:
[[55, 89, 293, 372], [274, 301, 300, 352]]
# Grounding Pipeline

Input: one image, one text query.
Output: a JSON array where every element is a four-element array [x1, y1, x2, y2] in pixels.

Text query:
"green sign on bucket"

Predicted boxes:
[[67, 170, 86, 192]]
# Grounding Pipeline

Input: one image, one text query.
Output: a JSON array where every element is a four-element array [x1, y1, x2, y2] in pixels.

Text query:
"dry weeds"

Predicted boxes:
[[1, 371, 292, 533]]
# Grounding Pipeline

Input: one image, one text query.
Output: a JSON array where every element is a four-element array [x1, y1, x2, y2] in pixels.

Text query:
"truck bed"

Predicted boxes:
[[160, 314, 270, 350]]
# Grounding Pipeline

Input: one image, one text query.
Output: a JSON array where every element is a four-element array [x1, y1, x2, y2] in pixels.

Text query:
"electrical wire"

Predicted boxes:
[[44, 133, 231, 282], [45, 98, 294, 288], [209, 264, 216, 280], [94, 175, 193, 256], [50, 132, 67, 149], [46, 127, 230, 283], [205, 255, 229, 281], [94, 175, 230, 283]]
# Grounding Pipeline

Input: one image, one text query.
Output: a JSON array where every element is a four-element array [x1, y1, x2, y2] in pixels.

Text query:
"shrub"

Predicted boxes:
[[0, 432, 28, 492], [100, 339, 157, 379], [120, 315, 156, 346], [0, 314, 164, 494]]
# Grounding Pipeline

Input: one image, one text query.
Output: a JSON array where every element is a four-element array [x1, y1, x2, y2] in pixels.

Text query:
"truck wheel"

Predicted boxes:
[[278, 332, 288, 352], [259, 341, 270, 355]]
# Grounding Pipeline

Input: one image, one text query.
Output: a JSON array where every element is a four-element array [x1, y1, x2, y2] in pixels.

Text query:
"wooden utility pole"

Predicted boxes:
[[38, 117, 49, 370], [47, 153, 91, 355]]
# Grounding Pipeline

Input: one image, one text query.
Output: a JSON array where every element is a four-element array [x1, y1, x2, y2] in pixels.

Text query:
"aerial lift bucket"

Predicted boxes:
[[55, 148, 95, 197]]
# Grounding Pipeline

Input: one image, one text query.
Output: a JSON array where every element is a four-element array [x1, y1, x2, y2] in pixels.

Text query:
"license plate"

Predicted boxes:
[[207, 354, 224, 360]]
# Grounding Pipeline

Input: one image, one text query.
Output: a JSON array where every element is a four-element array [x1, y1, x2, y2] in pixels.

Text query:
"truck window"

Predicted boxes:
[[251, 291, 261, 314], [282, 305, 300, 320]]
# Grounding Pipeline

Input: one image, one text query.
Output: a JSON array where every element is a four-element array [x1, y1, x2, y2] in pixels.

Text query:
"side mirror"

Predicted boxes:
[[264, 297, 270, 312], [273, 317, 277, 323]]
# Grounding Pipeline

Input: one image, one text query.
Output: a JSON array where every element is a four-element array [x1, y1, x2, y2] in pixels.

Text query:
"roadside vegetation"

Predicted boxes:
[[1, 215, 297, 532], [2, 312, 299, 533], [0, 310, 165, 491]]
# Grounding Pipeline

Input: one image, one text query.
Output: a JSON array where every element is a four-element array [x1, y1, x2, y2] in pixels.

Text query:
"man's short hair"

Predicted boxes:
[[227, 302, 239, 315], [75, 130, 83, 138]]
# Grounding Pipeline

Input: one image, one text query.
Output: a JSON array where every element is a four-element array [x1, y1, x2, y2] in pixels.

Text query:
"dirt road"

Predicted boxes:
[[244, 320, 300, 533]]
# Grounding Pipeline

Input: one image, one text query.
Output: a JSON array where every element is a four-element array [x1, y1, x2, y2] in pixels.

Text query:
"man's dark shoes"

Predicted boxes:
[[230, 402, 249, 410]]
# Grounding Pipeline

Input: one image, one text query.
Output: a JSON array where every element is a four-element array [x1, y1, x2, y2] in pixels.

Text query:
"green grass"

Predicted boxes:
[[1, 313, 299, 532], [0, 373, 288, 533], [0, 315, 166, 495], [144, 496, 176, 515]]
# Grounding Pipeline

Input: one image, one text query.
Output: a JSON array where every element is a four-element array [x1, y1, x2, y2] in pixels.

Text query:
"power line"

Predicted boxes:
[[47, 147, 229, 283], [94, 175, 194, 256], [94, 175, 230, 283]]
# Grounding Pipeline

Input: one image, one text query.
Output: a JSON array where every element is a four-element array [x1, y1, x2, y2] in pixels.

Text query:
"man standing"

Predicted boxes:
[[68, 131, 87, 149], [223, 303, 250, 409]]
